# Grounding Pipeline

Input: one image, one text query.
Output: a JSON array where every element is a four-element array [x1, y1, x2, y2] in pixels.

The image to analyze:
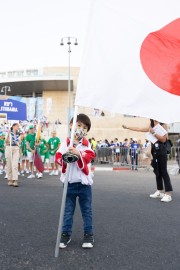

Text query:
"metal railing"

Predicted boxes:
[[94, 146, 180, 173]]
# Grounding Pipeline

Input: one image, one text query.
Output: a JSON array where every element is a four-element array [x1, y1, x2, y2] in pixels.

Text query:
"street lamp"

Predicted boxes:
[[60, 36, 78, 137], [1, 86, 11, 95]]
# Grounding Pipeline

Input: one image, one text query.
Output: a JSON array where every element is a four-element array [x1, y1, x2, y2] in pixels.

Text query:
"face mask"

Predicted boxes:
[[74, 128, 87, 140]]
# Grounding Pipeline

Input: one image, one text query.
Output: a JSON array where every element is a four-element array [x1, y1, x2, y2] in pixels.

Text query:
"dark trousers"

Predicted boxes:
[[62, 182, 93, 235], [131, 152, 138, 170], [154, 154, 173, 192], [121, 149, 128, 164]]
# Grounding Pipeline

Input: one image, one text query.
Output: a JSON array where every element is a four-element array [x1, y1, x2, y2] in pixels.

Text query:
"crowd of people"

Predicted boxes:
[[89, 137, 152, 169], [0, 120, 60, 187], [0, 116, 49, 135]]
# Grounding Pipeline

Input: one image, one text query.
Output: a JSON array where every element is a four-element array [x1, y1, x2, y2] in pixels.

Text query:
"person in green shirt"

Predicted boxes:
[[38, 137, 49, 163], [26, 125, 36, 178], [20, 132, 30, 175], [48, 131, 60, 176], [0, 133, 5, 174], [91, 137, 97, 151]]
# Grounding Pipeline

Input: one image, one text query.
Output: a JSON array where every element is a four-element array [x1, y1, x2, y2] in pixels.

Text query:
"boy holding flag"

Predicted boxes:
[[56, 114, 95, 249]]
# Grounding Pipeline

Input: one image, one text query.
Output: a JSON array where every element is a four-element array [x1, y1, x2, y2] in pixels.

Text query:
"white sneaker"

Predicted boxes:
[[150, 190, 165, 199], [59, 233, 71, 249], [18, 172, 20, 176], [37, 173, 43, 178], [54, 170, 59, 176], [4, 174, 8, 179], [21, 170, 24, 174], [82, 233, 94, 249], [0, 170, 3, 174], [25, 170, 30, 174], [161, 194, 172, 202], [49, 171, 55, 176], [27, 174, 35, 179]]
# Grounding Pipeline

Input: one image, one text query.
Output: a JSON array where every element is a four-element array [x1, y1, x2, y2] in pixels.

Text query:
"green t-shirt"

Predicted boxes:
[[0, 139, 5, 153], [38, 139, 48, 156], [26, 133, 36, 152], [48, 137, 60, 155], [20, 139, 27, 156]]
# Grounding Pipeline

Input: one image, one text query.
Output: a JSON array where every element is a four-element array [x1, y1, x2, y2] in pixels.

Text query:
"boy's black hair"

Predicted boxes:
[[70, 113, 91, 131]]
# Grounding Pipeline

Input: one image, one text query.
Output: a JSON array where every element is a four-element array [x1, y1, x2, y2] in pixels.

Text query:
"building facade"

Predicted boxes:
[[0, 67, 180, 142]]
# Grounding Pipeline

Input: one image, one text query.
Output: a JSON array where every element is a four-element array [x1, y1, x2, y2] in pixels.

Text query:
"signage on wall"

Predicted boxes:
[[0, 95, 27, 120]]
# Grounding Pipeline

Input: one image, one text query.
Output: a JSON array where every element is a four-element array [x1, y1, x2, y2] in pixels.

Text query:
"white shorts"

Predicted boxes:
[[0, 152, 5, 160], [49, 154, 55, 163], [21, 155, 27, 161], [27, 151, 34, 162], [41, 155, 45, 163], [40, 155, 49, 163]]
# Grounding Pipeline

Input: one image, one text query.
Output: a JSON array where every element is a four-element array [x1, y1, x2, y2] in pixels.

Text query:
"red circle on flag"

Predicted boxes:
[[140, 18, 180, 96]]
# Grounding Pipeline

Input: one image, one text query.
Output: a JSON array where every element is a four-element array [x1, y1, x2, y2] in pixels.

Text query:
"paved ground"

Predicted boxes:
[[0, 170, 180, 270]]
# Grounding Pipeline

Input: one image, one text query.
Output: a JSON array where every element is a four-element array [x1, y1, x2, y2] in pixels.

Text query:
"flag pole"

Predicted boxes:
[[34, 120, 41, 173], [54, 105, 78, 258], [32, 121, 39, 176]]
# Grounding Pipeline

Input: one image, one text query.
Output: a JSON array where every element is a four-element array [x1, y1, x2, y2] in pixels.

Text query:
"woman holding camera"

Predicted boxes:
[[122, 119, 173, 202]]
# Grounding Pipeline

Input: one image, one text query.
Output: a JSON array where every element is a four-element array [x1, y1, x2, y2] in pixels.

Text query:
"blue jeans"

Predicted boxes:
[[62, 182, 93, 235]]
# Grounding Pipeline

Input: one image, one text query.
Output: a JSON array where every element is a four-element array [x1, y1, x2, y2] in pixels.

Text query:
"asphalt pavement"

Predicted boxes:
[[0, 169, 180, 270]]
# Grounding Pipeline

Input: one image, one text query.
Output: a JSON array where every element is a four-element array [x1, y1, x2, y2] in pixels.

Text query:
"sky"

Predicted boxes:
[[0, 0, 91, 72]]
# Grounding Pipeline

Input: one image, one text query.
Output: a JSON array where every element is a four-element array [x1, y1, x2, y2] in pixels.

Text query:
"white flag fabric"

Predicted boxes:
[[75, 0, 180, 123]]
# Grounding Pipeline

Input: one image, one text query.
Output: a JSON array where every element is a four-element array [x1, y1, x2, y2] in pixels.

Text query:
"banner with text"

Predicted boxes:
[[0, 95, 27, 120]]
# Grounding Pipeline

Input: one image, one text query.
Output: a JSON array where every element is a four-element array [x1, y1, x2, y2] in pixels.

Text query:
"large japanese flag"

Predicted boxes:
[[75, 0, 180, 123]]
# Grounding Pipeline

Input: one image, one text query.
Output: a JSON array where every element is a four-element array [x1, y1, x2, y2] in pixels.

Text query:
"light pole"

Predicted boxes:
[[1, 86, 11, 95], [60, 36, 78, 137]]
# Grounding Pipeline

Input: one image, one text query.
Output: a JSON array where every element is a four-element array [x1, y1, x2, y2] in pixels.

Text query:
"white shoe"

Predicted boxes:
[[27, 174, 35, 179], [54, 170, 59, 176], [0, 170, 3, 174], [150, 190, 165, 199], [37, 173, 43, 178], [161, 194, 172, 202], [82, 233, 94, 249], [59, 233, 71, 249], [49, 171, 55, 176], [21, 170, 24, 174], [18, 172, 20, 176], [4, 174, 8, 179], [25, 170, 30, 174]]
